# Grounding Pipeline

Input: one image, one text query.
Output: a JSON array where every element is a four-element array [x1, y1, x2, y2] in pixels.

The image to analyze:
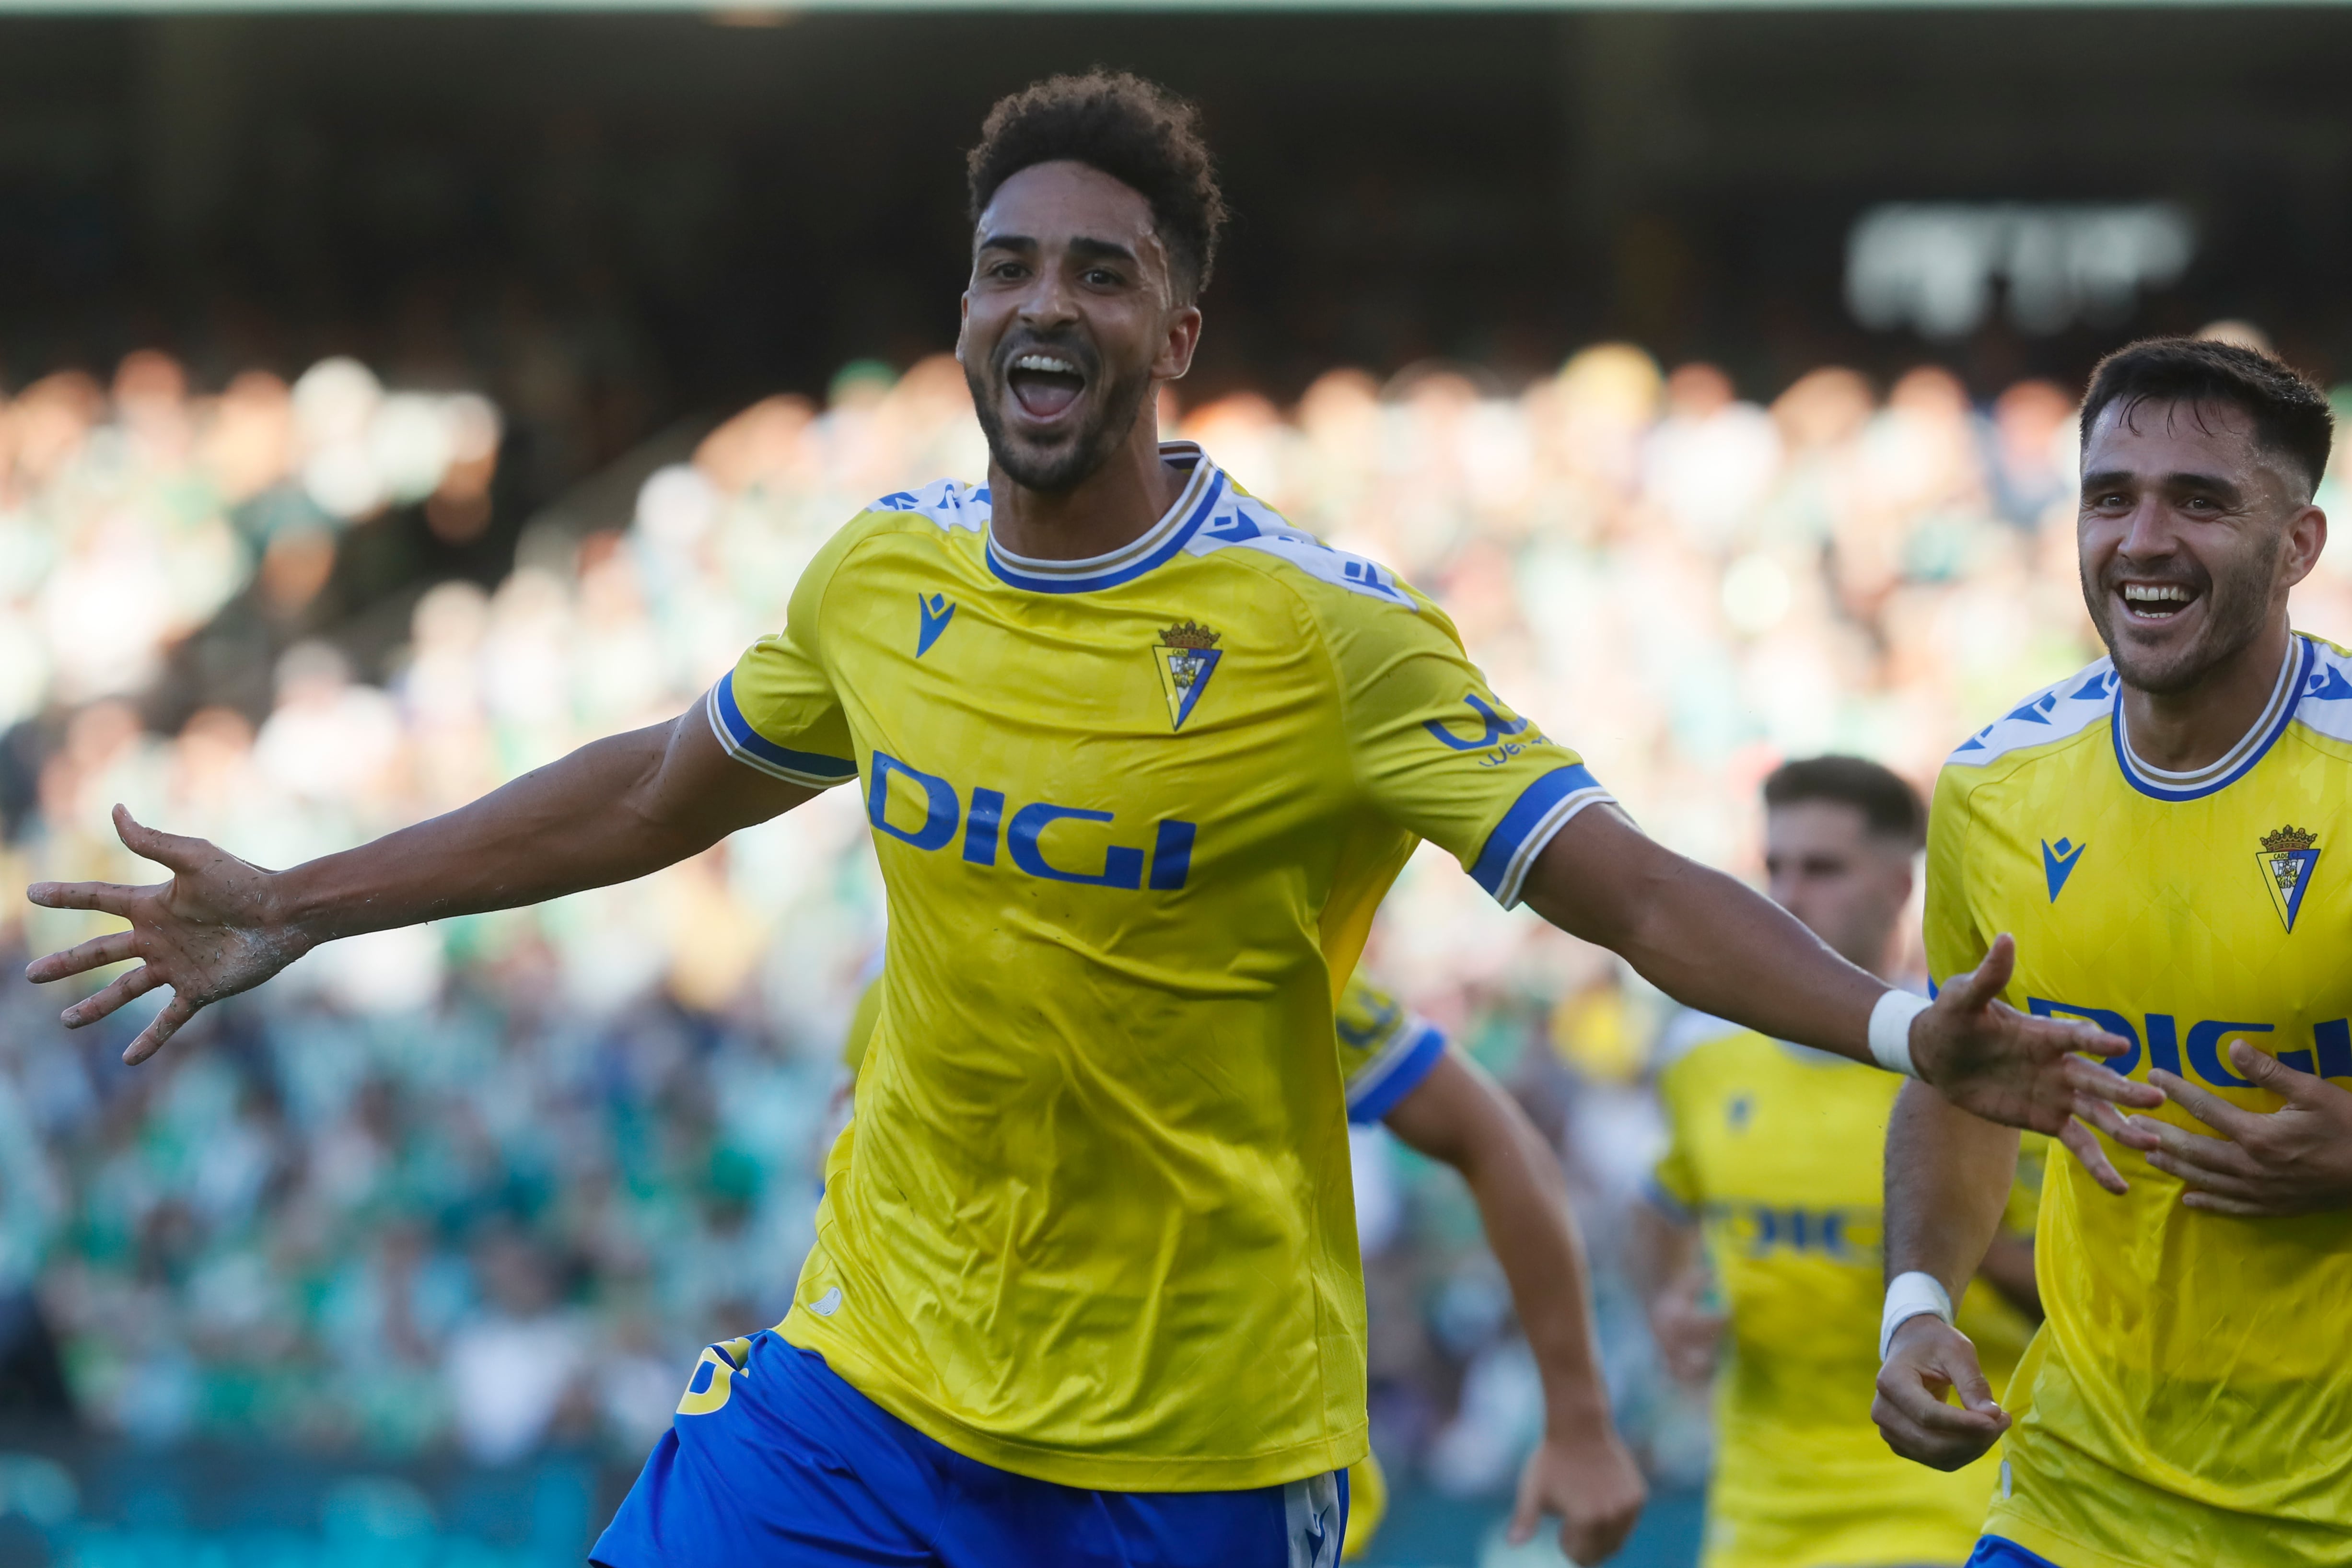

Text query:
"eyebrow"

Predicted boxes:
[[975, 232, 1140, 267], [2082, 468, 2247, 501]]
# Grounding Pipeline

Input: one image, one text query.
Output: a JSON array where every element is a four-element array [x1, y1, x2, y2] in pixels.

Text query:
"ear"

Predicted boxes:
[[2284, 501, 2327, 590], [1154, 303, 1203, 383]]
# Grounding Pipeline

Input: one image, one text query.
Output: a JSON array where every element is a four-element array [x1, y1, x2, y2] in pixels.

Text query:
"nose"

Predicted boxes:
[[2114, 495, 2177, 564], [1015, 260, 1081, 330]]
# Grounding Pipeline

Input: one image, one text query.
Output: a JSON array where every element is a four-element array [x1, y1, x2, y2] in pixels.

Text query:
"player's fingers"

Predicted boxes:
[[112, 805, 211, 876], [122, 994, 198, 1067], [2144, 1150, 2269, 1200], [1948, 935, 2014, 1013], [23, 881, 143, 918], [24, 929, 142, 984], [1506, 1458, 1542, 1545], [2063, 1051, 2163, 1103], [2149, 1069, 2259, 1139], [2231, 1040, 2322, 1105], [2130, 1115, 2259, 1175], [2181, 1189, 2288, 1217], [59, 964, 159, 1029], [2058, 1117, 2130, 1195]]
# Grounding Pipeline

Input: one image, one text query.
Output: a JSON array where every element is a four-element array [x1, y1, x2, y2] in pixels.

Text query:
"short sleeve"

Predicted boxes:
[[1335, 974, 1448, 1124], [1923, 767, 1989, 990], [1327, 587, 1610, 907], [705, 527, 862, 790]]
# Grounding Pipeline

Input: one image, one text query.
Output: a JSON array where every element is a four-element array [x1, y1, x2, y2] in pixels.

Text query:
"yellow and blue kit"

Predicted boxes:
[[824, 967, 1439, 1563], [659, 446, 1607, 1501], [1930, 632, 2352, 1568], [1649, 1013, 2044, 1568]]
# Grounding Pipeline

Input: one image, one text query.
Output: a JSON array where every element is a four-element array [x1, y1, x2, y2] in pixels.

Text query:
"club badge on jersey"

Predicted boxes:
[[2256, 824, 2319, 931]]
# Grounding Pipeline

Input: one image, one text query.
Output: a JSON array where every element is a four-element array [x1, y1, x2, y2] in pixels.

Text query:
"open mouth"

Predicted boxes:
[[1006, 352, 1087, 421], [2118, 580, 2200, 623]]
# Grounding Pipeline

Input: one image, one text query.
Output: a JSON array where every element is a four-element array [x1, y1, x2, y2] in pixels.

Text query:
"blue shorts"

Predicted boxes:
[[591, 1330, 1349, 1568], [1967, 1537, 2067, 1568]]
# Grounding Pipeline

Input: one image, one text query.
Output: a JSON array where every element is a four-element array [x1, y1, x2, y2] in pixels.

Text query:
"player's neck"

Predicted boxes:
[[988, 412, 1184, 562], [2118, 619, 2296, 775]]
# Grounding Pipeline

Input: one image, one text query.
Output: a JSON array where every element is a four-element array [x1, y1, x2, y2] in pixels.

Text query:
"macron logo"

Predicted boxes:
[[2042, 837, 2086, 902], [916, 592, 956, 658]]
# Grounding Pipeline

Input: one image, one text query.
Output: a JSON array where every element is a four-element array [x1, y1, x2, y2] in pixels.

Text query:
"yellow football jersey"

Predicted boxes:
[[1651, 1016, 2042, 1568], [719, 443, 1607, 1490], [1929, 633, 2352, 1568]]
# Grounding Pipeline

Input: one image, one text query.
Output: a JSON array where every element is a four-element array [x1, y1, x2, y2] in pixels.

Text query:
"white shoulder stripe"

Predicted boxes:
[[1946, 659, 2116, 768], [1184, 492, 1418, 608], [2291, 635, 2352, 744]]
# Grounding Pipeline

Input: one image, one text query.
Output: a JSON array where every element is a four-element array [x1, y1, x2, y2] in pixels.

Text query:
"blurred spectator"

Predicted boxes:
[[6, 335, 2351, 1498]]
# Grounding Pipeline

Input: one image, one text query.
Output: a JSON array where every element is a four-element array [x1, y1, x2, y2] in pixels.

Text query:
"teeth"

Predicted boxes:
[[1013, 354, 1078, 376], [2122, 583, 2192, 604]]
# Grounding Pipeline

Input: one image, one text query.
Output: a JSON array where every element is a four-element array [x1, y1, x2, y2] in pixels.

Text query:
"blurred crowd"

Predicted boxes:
[[5, 338, 2352, 1491]]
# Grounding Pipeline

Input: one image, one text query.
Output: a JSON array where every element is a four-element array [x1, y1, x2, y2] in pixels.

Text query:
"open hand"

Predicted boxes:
[[1505, 1423, 1647, 1566], [2114, 1043, 2352, 1216], [23, 804, 306, 1064], [1910, 935, 2165, 1194], [1872, 1314, 2008, 1471], [1645, 1269, 1723, 1386]]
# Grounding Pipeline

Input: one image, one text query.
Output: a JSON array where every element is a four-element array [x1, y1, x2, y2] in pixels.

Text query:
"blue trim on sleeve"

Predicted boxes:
[[1641, 1177, 1696, 1225], [1469, 764, 1611, 906], [709, 672, 858, 786], [1347, 1024, 1448, 1125]]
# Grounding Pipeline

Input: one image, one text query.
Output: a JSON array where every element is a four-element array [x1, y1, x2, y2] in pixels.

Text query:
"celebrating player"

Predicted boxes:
[[1635, 756, 2044, 1568], [30, 72, 2147, 1568], [1875, 337, 2352, 1568]]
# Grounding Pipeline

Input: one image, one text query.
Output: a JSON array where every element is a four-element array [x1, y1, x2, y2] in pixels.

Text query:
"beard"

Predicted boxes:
[[2084, 533, 2282, 696], [966, 335, 1155, 496]]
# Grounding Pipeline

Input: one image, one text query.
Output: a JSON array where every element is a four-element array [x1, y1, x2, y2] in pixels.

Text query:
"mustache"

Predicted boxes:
[[991, 331, 1098, 383]]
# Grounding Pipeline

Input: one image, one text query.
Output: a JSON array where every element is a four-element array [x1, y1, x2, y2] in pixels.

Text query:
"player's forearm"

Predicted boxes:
[[1524, 813, 1885, 1067], [1884, 1080, 2020, 1295], [1627, 1199, 1700, 1311], [273, 719, 725, 945]]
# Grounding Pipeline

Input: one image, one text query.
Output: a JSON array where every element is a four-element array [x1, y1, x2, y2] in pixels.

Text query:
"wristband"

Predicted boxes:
[[1880, 1270, 1955, 1361], [1869, 988, 1931, 1078]]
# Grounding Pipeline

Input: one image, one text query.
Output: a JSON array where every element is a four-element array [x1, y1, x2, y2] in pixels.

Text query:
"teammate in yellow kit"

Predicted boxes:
[[1877, 337, 2352, 1568], [28, 72, 2145, 1568], [1636, 757, 2045, 1568], [831, 971, 1644, 1563]]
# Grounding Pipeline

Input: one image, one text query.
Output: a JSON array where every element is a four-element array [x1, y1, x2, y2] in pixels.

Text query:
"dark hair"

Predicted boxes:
[[966, 71, 1227, 302], [2080, 337, 2334, 496], [1763, 755, 1926, 848]]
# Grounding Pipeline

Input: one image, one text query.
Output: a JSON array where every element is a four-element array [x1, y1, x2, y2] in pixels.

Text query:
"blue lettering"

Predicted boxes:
[[963, 787, 1004, 865], [1008, 803, 1144, 889], [2318, 1019, 2352, 1080], [867, 753, 959, 851], [2029, 998, 2141, 1077], [1149, 820, 1195, 891], [1422, 693, 1529, 753], [2187, 1020, 2272, 1089], [2143, 1012, 2182, 1078]]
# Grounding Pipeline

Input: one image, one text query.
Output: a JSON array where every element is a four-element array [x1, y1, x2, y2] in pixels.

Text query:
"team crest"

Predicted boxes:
[[2257, 825, 2320, 933], [1152, 620, 1223, 732]]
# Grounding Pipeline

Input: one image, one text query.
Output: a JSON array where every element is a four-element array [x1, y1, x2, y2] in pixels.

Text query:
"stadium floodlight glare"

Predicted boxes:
[[1846, 203, 2195, 340]]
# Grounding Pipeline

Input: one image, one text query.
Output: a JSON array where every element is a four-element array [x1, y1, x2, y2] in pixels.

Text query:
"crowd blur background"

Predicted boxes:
[[6, 6, 2352, 1567]]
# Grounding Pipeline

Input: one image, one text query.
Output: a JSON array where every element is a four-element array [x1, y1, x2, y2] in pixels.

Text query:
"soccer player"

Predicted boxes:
[[1875, 337, 2352, 1568], [1635, 756, 2045, 1568], [29, 73, 2145, 1568], [829, 966, 1649, 1563]]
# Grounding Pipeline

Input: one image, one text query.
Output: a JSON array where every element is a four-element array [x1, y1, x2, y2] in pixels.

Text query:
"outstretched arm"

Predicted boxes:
[[26, 698, 815, 1062], [1519, 805, 2158, 1185], [1872, 1081, 2018, 1470], [1383, 1051, 1645, 1566]]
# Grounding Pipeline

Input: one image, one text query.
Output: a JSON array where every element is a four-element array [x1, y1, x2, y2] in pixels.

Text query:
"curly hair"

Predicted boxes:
[[2082, 337, 2335, 495], [966, 71, 1228, 302]]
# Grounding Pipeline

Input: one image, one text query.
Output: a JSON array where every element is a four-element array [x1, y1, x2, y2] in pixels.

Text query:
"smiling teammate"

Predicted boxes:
[[31, 74, 2146, 1568], [1875, 338, 2352, 1568]]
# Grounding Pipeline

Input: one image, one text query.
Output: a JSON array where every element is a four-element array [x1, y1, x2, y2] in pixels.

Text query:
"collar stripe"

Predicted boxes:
[[2111, 637, 2310, 802], [985, 445, 1223, 594]]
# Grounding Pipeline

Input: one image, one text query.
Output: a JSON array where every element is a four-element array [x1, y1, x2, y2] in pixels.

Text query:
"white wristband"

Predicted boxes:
[[1880, 1270, 1955, 1361], [1869, 988, 1931, 1078]]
